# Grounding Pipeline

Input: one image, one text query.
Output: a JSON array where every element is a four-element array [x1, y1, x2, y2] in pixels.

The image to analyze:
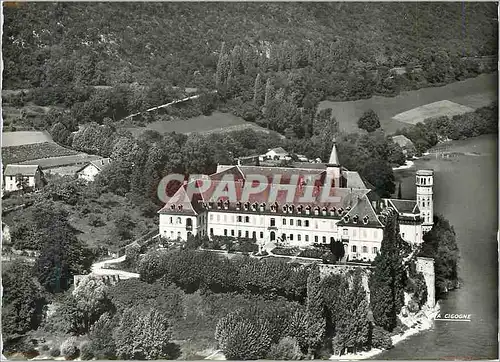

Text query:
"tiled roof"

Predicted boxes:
[[4, 164, 40, 176], [158, 185, 200, 215], [159, 179, 371, 217], [392, 135, 414, 148], [268, 147, 287, 155], [90, 158, 111, 171], [337, 195, 384, 228], [211, 165, 326, 185], [343, 171, 368, 189], [385, 199, 420, 214]]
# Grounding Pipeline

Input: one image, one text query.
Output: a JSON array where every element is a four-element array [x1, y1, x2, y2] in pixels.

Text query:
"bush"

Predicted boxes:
[[298, 248, 325, 259], [49, 347, 61, 358], [267, 337, 304, 360], [272, 247, 300, 256], [41, 344, 50, 351], [61, 337, 80, 360], [88, 214, 106, 227], [79, 341, 94, 360], [371, 325, 393, 350]]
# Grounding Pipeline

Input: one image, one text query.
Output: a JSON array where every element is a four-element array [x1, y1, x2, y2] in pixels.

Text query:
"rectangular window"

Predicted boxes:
[[245, 216, 250, 223], [353, 229, 357, 237], [343, 228, 348, 236], [260, 232, 264, 239], [352, 245, 357, 252], [290, 219, 294, 226], [305, 220, 309, 227], [237, 216, 242, 222], [231, 230, 235, 236], [238, 230, 242, 237], [305, 235, 309, 242], [270, 218, 275, 226], [217, 214, 220, 222], [289, 234, 294, 241], [373, 247, 378, 254], [223, 214, 227, 222], [362, 246, 368, 253], [314, 236, 318, 243], [283, 218, 287, 225], [245, 231, 249, 238], [224, 229, 228, 236], [297, 220, 302, 227], [210, 214, 214, 221], [210, 228, 214, 235], [322, 236, 326, 243], [298, 234, 301, 241]]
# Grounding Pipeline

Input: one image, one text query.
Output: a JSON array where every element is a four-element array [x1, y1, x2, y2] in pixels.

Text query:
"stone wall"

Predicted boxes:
[[415, 256, 436, 307]]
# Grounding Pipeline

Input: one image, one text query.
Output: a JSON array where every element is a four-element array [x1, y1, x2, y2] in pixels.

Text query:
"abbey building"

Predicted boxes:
[[158, 140, 434, 262]]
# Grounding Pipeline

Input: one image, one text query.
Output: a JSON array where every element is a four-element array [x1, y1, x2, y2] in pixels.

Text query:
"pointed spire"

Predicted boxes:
[[327, 137, 339, 166]]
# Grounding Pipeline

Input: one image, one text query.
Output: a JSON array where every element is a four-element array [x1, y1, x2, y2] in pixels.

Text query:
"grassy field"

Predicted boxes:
[[2, 142, 79, 164], [319, 73, 497, 134], [2, 130, 53, 147], [124, 111, 271, 137], [392, 100, 475, 124]]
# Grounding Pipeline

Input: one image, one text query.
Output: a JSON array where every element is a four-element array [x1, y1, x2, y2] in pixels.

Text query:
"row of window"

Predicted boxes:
[[210, 228, 336, 244], [209, 200, 351, 216], [417, 176, 432, 185], [213, 213, 322, 229], [351, 245, 378, 254], [167, 217, 193, 225]]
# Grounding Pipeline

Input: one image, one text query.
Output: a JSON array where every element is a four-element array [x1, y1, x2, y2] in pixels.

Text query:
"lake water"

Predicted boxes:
[[375, 134, 498, 360]]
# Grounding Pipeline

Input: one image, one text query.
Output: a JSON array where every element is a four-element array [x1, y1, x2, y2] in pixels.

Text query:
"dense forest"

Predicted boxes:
[[4, 2, 497, 90]]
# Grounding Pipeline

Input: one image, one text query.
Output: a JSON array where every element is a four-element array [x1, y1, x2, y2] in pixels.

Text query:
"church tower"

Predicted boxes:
[[416, 169, 434, 233], [326, 138, 341, 188]]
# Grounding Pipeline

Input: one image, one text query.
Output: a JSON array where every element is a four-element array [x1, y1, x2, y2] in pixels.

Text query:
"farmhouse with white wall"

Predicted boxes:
[[3, 164, 45, 192], [76, 158, 111, 182]]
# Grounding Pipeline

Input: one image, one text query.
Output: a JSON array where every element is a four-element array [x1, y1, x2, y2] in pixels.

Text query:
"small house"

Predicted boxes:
[[3, 164, 45, 192], [261, 147, 290, 161], [392, 135, 416, 157], [76, 158, 111, 182]]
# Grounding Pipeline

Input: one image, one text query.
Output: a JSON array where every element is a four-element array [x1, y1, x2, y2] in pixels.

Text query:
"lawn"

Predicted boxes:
[[2, 131, 53, 147], [124, 111, 272, 137], [2, 142, 79, 164], [392, 100, 475, 124], [318, 72, 497, 135]]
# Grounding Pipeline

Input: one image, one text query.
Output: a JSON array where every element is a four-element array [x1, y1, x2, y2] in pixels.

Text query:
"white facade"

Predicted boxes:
[[159, 213, 198, 241], [77, 164, 101, 182], [76, 159, 111, 182], [159, 209, 384, 261], [416, 170, 434, 233], [4, 175, 36, 192]]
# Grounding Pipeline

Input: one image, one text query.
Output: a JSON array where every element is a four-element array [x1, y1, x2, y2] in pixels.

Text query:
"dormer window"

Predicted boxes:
[[346, 206, 351, 211], [363, 215, 369, 225], [305, 206, 311, 215], [224, 200, 230, 209], [270, 203, 278, 212], [353, 214, 359, 223], [330, 208, 336, 216], [297, 205, 303, 214], [217, 200, 223, 209], [338, 207, 344, 216], [321, 207, 327, 216], [282, 205, 288, 213], [244, 202, 250, 210], [314, 207, 320, 215], [252, 202, 258, 211], [260, 203, 266, 212], [209, 202, 214, 209], [170, 204, 175, 210], [236, 202, 242, 210], [178, 205, 183, 211], [289, 205, 295, 214], [344, 215, 350, 222]]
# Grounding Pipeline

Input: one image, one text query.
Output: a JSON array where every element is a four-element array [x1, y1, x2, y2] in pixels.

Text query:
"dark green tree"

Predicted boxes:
[[357, 109, 381, 132]]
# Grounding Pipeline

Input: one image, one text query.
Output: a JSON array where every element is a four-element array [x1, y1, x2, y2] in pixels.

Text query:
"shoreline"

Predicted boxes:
[[329, 302, 441, 360]]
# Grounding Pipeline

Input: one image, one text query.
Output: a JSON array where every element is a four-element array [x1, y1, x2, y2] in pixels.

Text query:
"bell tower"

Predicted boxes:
[[416, 169, 434, 233], [326, 138, 341, 188]]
